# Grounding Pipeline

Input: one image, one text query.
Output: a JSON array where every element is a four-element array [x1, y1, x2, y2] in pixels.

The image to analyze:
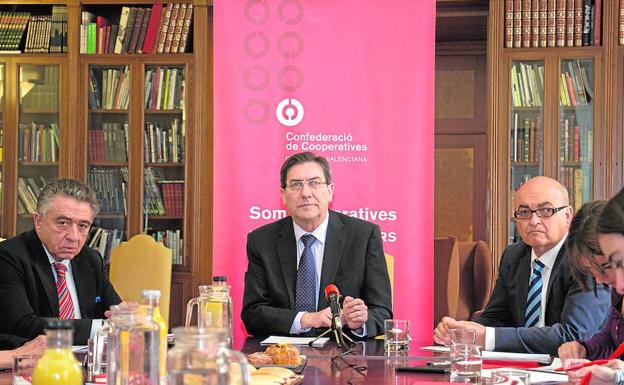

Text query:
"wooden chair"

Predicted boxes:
[[109, 234, 172, 323], [434, 236, 493, 326]]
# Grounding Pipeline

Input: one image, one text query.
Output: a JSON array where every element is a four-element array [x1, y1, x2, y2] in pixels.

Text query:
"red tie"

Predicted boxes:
[[53, 262, 75, 320]]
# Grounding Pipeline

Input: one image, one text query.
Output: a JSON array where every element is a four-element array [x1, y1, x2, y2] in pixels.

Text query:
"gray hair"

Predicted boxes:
[[37, 179, 101, 217]]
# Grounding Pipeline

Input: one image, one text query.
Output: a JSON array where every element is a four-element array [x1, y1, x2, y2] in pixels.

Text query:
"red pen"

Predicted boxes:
[[555, 359, 609, 372], [580, 372, 592, 385], [609, 342, 624, 359]]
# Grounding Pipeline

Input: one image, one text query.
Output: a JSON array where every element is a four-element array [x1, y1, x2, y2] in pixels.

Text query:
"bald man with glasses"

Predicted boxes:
[[434, 176, 610, 354]]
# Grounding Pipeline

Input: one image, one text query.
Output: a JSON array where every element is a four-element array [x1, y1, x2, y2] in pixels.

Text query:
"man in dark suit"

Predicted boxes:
[[0, 179, 121, 345], [242, 152, 392, 338], [433, 176, 610, 354]]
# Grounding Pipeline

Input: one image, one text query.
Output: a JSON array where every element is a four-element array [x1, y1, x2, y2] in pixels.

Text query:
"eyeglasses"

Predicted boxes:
[[513, 206, 568, 220], [285, 178, 329, 192]]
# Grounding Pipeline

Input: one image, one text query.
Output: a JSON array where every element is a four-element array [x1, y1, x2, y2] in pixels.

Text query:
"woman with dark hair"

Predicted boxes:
[[566, 190, 624, 385], [558, 200, 624, 362]]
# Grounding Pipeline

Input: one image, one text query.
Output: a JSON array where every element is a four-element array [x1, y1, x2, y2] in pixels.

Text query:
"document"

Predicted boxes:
[[261, 336, 329, 347], [482, 367, 568, 383], [420, 346, 551, 363]]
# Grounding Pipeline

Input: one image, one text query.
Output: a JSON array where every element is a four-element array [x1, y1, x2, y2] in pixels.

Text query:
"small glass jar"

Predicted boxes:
[[185, 285, 233, 347]]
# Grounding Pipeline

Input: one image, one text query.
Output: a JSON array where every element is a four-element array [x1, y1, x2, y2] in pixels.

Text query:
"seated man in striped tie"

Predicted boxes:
[[241, 152, 392, 338], [0, 178, 122, 345], [433, 176, 610, 354]]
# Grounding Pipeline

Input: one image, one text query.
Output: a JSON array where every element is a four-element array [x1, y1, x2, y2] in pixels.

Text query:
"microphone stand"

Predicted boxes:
[[308, 320, 356, 352]]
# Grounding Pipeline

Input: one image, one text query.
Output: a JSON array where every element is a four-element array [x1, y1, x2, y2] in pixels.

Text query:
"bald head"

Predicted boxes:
[[514, 176, 573, 257]]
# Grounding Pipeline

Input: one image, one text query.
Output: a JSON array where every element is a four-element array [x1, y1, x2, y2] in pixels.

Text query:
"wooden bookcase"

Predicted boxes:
[[0, 0, 213, 327], [487, 1, 620, 265]]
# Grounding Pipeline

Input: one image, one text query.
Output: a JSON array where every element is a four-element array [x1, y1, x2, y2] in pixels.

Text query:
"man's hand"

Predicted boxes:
[[14, 335, 47, 356], [341, 296, 368, 330], [565, 359, 624, 385], [433, 316, 486, 346], [104, 301, 137, 318], [558, 341, 587, 364], [300, 307, 332, 329]]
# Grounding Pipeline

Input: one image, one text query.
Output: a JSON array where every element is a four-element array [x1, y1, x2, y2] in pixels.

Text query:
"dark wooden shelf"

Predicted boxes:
[[89, 161, 128, 167], [18, 161, 58, 166], [144, 162, 184, 167]]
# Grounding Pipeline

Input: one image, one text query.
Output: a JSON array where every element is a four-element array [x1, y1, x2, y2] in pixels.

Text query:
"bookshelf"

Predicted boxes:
[[0, 0, 212, 327], [487, 0, 618, 263]]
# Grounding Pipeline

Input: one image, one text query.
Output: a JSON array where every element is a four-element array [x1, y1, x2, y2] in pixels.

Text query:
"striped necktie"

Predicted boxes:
[[524, 259, 545, 327], [54, 262, 75, 320], [295, 234, 318, 313]]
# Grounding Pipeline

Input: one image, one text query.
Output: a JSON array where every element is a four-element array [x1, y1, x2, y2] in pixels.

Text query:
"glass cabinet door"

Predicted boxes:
[[17, 64, 60, 234], [558, 58, 594, 212], [142, 65, 185, 265], [86, 64, 130, 263], [509, 60, 545, 243]]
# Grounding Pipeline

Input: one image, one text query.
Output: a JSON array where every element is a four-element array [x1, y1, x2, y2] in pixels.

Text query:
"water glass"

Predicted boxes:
[[449, 328, 476, 345], [384, 319, 410, 353], [492, 370, 530, 385], [449, 342, 482, 383], [12, 355, 41, 385]]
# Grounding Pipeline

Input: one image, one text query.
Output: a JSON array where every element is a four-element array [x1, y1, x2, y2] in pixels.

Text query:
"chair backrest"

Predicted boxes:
[[109, 234, 173, 323], [434, 237, 493, 325], [384, 253, 394, 304]]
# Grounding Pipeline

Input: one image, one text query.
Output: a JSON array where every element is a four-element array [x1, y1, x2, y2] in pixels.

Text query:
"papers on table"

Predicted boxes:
[[260, 336, 329, 347], [420, 346, 551, 364], [482, 367, 568, 383]]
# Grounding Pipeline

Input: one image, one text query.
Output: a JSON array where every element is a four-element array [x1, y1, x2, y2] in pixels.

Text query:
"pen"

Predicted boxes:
[[396, 366, 448, 374], [610, 342, 624, 359], [556, 359, 609, 372]]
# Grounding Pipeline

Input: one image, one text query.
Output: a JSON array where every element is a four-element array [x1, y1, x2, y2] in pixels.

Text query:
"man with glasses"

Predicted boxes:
[[433, 176, 610, 354], [242, 152, 392, 338]]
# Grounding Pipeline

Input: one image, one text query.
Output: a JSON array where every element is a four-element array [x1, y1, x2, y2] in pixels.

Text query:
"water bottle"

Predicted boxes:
[[142, 290, 168, 385]]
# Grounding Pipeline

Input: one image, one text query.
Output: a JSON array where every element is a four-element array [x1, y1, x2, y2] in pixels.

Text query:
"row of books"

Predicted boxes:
[[504, 0, 601, 48], [88, 167, 128, 215], [88, 226, 123, 264], [160, 181, 184, 217], [560, 166, 591, 211], [0, 7, 67, 53], [80, 3, 193, 55], [560, 116, 593, 162], [21, 66, 59, 110], [144, 167, 166, 216], [144, 120, 185, 163], [88, 123, 129, 163], [560, 60, 594, 107], [17, 123, 60, 163], [150, 229, 183, 264], [17, 177, 46, 215], [89, 66, 130, 110], [511, 62, 544, 108], [511, 114, 541, 163], [145, 67, 185, 110]]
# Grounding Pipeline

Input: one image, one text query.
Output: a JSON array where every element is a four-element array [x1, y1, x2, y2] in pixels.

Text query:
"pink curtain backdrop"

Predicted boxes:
[[214, 0, 435, 347]]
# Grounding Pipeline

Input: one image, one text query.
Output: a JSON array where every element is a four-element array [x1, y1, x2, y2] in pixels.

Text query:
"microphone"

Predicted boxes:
[[324, 284, 343, 331]]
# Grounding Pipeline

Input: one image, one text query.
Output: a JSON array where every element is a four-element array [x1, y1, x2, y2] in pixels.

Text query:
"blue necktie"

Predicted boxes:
[[524, 259, 545, 327], [296, 234, 317, 313]]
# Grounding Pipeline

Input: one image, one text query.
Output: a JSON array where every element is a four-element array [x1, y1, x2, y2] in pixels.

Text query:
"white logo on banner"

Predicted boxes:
[[276, 98, 304, 126]]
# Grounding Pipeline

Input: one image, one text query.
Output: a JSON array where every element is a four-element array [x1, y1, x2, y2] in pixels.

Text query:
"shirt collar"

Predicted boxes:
[[531, 234, 567, 270], [293, 212, 330, 245], [43, 244, 70, 268]]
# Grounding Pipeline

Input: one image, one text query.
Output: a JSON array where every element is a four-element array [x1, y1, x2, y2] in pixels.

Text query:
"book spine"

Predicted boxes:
[[505, 0, 514, 48], [573, 0, 583, 46], [556, 0, 566, 47], [179, 4, 193, 53], [594, 0, 601, 46], [136, 8, 151, 54], [547, 0, 557, 46], [514, 0, 523, 47], [156, 4, 173, 54], [531, 0, 540, 47], [566, 0, 574, 46], [522, 0, 532, 48], [620, 0, 624, 45]]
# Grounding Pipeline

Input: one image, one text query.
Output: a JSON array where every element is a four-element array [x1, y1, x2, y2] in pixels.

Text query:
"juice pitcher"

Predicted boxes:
[[185, 285, 232, 346]]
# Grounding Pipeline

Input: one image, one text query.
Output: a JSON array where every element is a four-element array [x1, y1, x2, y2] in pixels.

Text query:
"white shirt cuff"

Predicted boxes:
[[350, 324, 368, 338], [484, 326, 495, 351], [290, 312, 311, 334], [89, 319, 103, 341]]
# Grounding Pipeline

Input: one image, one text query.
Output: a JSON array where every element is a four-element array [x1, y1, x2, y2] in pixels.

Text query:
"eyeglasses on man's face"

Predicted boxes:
[[513, 206, 568, 220], [285, 178, 329, 192]]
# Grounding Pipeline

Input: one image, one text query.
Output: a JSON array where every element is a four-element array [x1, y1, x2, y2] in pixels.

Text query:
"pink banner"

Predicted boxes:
[[214, 0, 435, 346]]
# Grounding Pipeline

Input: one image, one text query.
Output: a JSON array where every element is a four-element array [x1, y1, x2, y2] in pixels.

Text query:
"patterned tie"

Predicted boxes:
[[295, 234, 318, 313], [54, 262, 75, 320], [524, 259, 545, 327]]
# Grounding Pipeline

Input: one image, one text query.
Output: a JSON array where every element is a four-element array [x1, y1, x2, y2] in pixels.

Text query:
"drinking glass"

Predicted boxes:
[[449, 328, 476, 345], [449, 342, 481, 383], [492, 370, 530, 385], [384, 319, 410, 353], [12, 355, 41, 385]]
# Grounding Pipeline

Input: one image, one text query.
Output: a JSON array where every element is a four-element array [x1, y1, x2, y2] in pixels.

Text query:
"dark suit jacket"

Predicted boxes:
[[475, 241, 610, 354], [242, 210, 393, 338], [0, 230, 121, 345], [0, 333, 27, 350]]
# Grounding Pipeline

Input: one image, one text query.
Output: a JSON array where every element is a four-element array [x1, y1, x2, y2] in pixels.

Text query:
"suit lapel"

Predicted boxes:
[[277, 219, 297, 309], [545, 245, 566, 310], [318, 211, 345, 309], [26, 231, 58, 316], [71, 252, 95, 318], [516, 245, 532, 323]]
